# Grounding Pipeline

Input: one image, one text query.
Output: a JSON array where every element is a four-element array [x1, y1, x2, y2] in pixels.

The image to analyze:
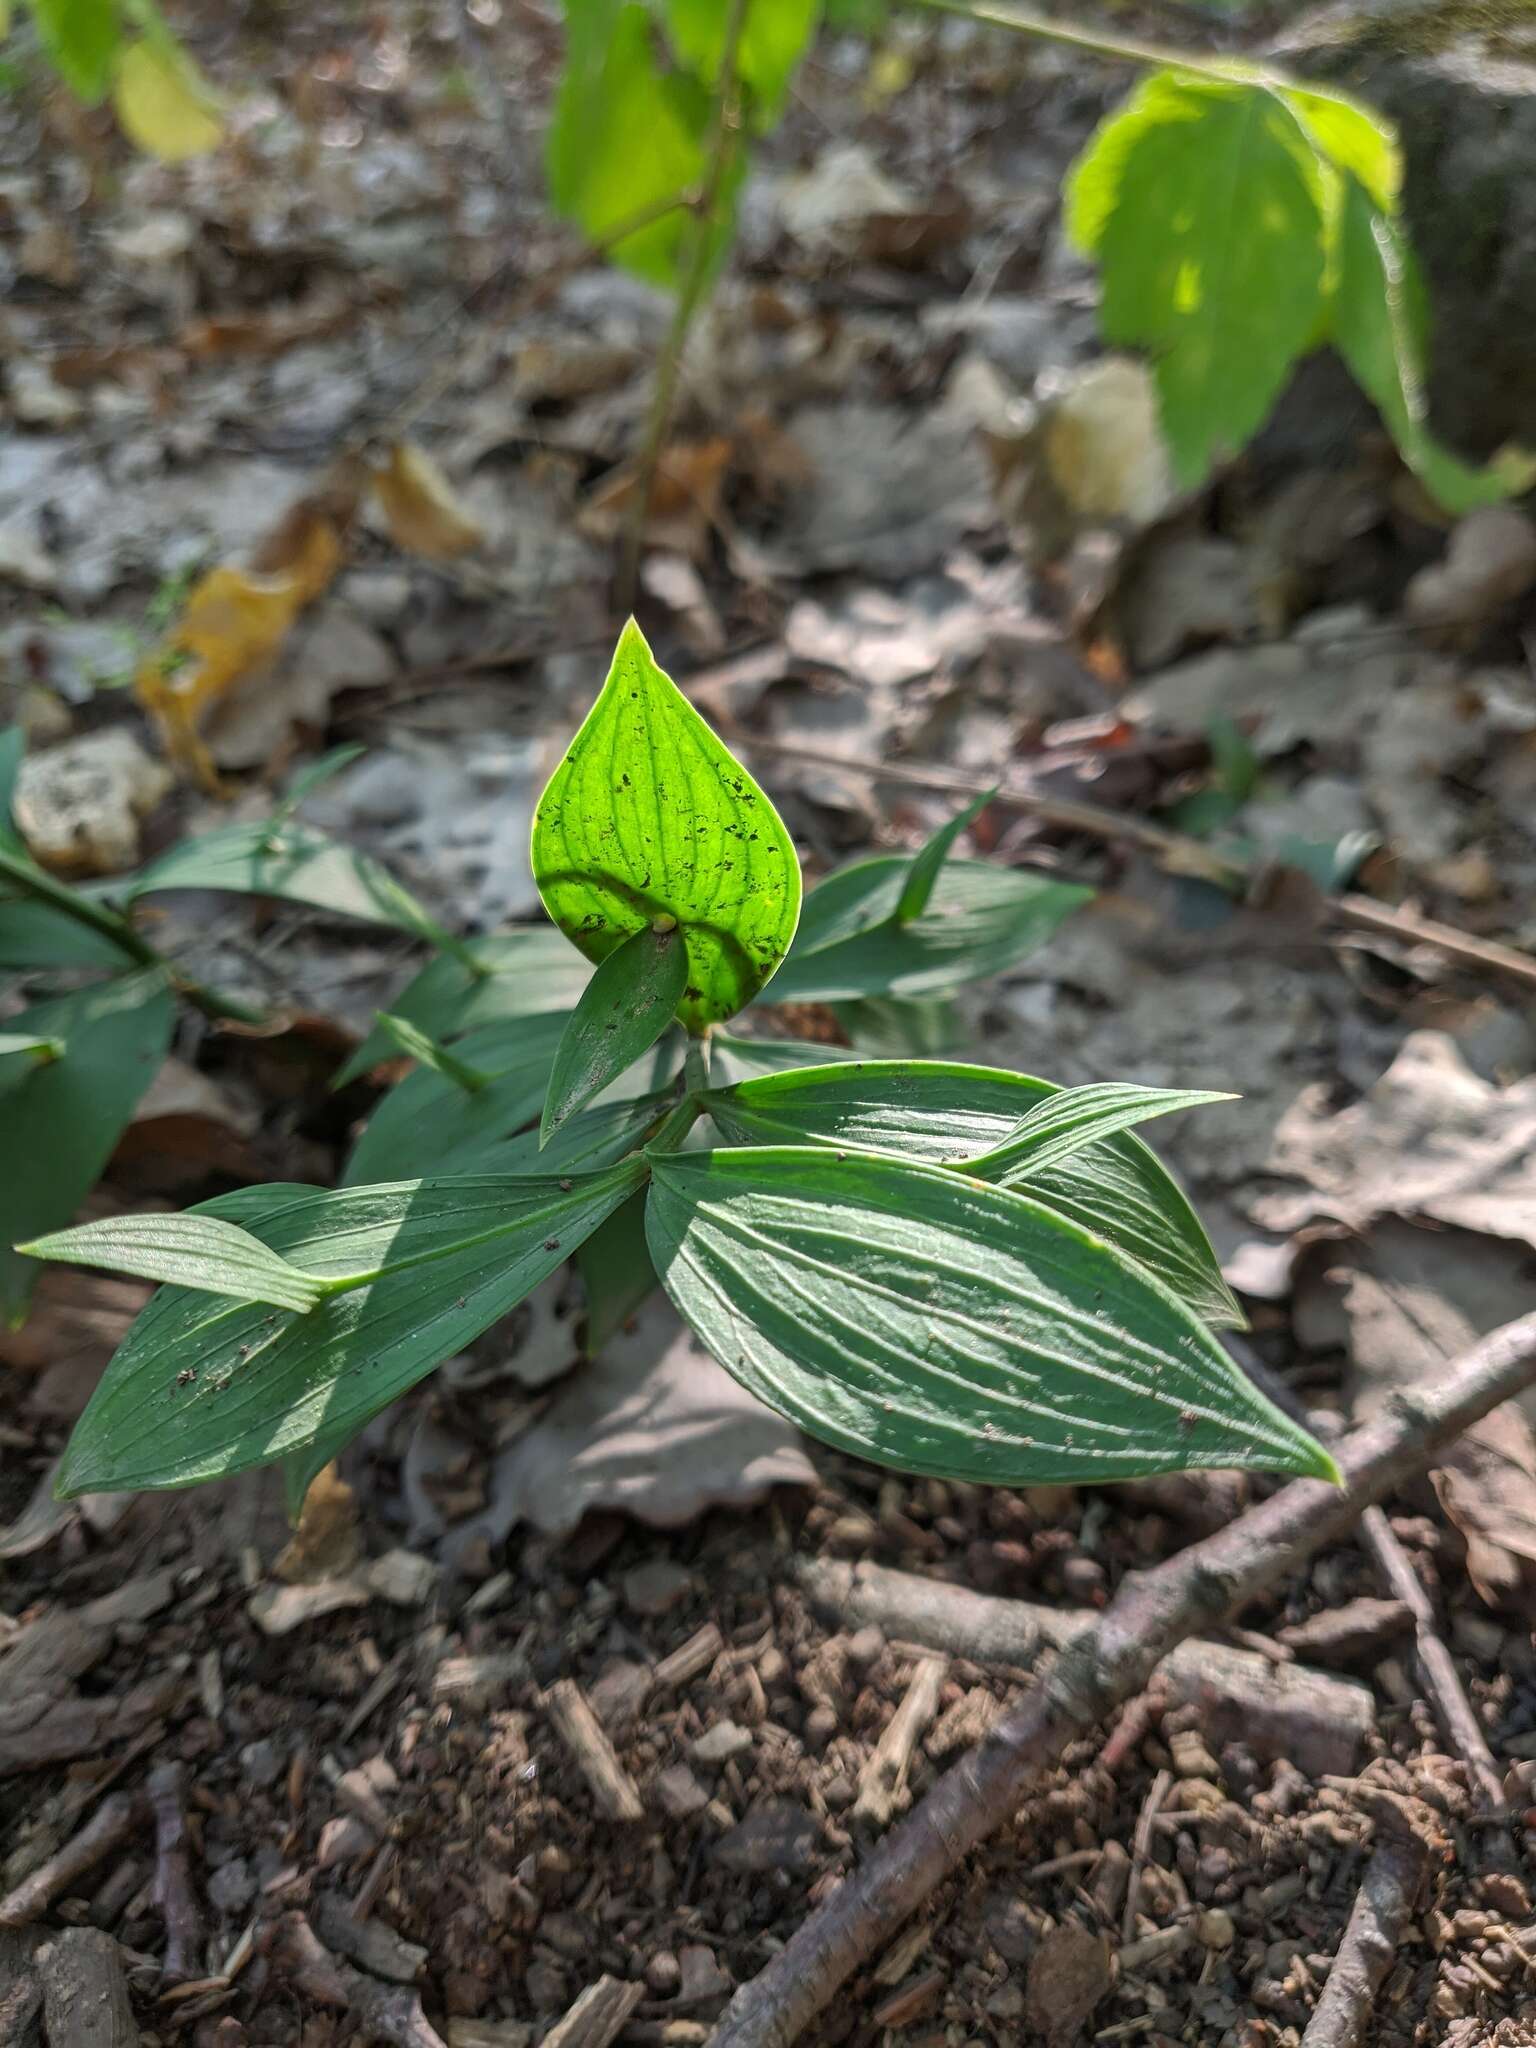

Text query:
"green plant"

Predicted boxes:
[[547, 0, 1528, 528], [8, 0, 221, 157], [22, 622, 1338, 1504]]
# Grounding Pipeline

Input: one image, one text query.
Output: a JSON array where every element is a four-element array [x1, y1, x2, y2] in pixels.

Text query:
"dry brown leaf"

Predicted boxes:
[[371, 441, 484, 560], [276, 1463, 363, 1584], [579, 437, 733, 562], [1025, 1923, 1112, 2048]]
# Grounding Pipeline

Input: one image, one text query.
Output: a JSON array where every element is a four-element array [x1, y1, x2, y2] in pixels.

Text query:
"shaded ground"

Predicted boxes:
[[2, 3, 1536, 2044]]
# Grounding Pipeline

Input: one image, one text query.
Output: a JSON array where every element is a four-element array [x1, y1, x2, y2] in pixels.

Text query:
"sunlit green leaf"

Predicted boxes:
[[0, 970, 174, 1323], [32, 0, 120, 102], [373, 1013, 493, 1095], [532, 619, 800, 1032], [959, 1082, 1235, 1178], [19, 1214, 326, 1313], [701, 1057, 1241, 1327], [1067, 73, 1327, 486], [58, 1161, 647, 1495], [542, 923, 688, 1143], [1330, 176, 1535, 514], [125, 822, 445, 938], [647, 1147, 1333, 1485], [1279, 81, 1400, 213], [664, 0, 820, 124], [547, 0, 709, 286]]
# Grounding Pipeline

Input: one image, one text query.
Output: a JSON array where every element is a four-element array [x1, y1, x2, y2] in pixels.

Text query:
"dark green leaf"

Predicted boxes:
[[18, 1215, 327, 1313], [58, 1161, 647, 1495], [332, 930, 592, 1088], [832, 995, 960, 1058], [768, 857, 1089, 1003], [646, 1147, 1334, 1485], [1067, 74, 1327, 486], [1330, 176, 1534, 514], [0, 970, 174, 1323], [709, 1033, 856, 1086], [542, 923, 688, 1144], [547, 0, 709, 286], [32, 0, 121, 101], [532, 619, 801, 1031], [895, 789, 994, 925], [0, 897, 135, 970], [475, 1090, 675, 1178], [575, 1186, 658, 1353], [960, 1082, 1235, 1178], [701, 1057, 1241, 1328], [342, 1013, 570, 1186], [125, 823, 443, 937], [0, 726, 23, 843], [664, 0, 820, 124]]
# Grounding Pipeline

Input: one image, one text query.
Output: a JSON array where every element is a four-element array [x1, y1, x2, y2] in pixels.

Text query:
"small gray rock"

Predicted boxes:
[[712, 1800, 818, 1875]]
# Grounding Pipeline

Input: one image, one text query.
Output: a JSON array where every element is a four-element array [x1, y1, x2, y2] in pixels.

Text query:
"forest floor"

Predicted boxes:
[[2, 4, 1536, 2045]]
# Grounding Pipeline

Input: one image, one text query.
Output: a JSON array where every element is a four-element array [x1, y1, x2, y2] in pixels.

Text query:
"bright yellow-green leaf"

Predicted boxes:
[[1066, 72, 1328, 488], [113, 36, 222, 161], [531, 620, 801, 1033], [1279, 82, 1400, 213], [664, 0, 821, 124]]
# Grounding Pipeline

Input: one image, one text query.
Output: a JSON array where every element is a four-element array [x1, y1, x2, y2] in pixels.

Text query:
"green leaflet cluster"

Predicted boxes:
[[30, 623, 1335, 1502], [1066, 68, 1533, 508]]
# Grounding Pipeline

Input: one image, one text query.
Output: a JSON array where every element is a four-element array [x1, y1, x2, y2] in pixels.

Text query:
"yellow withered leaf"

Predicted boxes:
[[372, 442, 483, 560], [113, 39, 223, 163]]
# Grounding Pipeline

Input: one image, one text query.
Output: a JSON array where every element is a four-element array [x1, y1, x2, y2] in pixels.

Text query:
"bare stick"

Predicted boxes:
[[709, 1311, 1536, 2048], [1299, 1835, 1431, 2048], [1121, 1769, 1173, 1944], [1357, 1506, 1508, 1818], [539, 1680, 645, 1823], [148, 1762, 201, 1981], [732, 734, 1536, 993], [617, 0, 750, 607], [266, 1914, 445, 2048], [853, 1656, 947, 1827], [0, 1792, 145, 1927]]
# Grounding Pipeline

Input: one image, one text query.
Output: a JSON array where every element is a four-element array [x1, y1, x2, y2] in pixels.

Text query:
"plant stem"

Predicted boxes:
[[0, 847, 264, 1024], [617, 0, 751, 608], [910, 0, 1260, 82], [683, 1034, 712, 1095]]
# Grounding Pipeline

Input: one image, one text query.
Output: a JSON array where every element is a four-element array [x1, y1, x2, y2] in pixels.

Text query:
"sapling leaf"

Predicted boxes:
[[18, 1215, 327, 1314], [32, 0, 120, 102], [541, 923, 689, 1144], [895, 788, 995, 925], [532, 618, 801, 1032], [701, 1058, 1241, 1328], [0, 970, 175, 1324], [1066, 73, 1328, 487], [646, 1147, 1335, 1486], [959, 1082, 1236, 1179], [57, 1160, 647, 1495], [333, 931, 592, 1088], [373, 1013, 492, 1095], [124, 822, 449, 940], [663, 0, 821, 124], [768, 857, 1089, 1004]]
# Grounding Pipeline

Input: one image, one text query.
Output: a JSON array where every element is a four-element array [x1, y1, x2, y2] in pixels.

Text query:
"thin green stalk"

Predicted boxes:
[[911, 0, 1261, 83], [617, 0, 752, 606]]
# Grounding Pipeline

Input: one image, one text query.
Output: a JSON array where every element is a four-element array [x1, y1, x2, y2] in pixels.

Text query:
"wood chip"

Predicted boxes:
[[853, 1656, 947, 1827], [540, 1975, 644, 2048], [653, 1624, 724, 1689], [539, 1681, 644, 1823], [314, 1896, 427, 1985], [37, 1929, 136, 2048]]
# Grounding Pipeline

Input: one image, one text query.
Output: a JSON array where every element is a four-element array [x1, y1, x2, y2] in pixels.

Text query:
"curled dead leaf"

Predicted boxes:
[[371, 442, 483, 560]]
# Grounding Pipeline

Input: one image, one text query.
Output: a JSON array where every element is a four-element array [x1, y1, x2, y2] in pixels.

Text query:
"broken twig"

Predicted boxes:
[[710, 1310, 1536, 2048], [267, 1914, 445, 2048], [0, 1791, 145, 1928], [149, 1761, 201, 1981], [539, 1679, 645, 1823], [1299, 1834, 1432, 2048]]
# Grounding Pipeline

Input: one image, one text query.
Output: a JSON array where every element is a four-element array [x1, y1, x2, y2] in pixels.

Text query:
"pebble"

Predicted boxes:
[[207, 1857, 255, 1913], [623, 1559, 695, 1618], [239, 1738, 283, 1790], [712, 1800, 819, 1875], [316, 1815, 377, 1869], [653, 1764, 709, 1819], [1170, 1728, 1222, 1780], [693, 1719, 753, 1766], [1476, 1871, 1530, 1918], [804, 1705, 839, 1752], [646, 1951, 681, 1995], [1196, 1909, 1236, 1950]]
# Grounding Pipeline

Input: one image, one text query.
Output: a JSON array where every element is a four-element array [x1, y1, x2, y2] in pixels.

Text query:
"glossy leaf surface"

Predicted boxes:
[[60, 1162, 646, 1495], [647, 1147, 1333, 1486]]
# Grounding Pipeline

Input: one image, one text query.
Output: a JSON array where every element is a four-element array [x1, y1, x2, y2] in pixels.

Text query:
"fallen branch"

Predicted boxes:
[[733, 734, 1536, 994], [148, 1762, 201, 1980], [0, 1791, 145, 1927], [709, 1310, 1536, 2048], [1298, 1834, 1432, 2048], [266, 1914, 445, 2048]]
